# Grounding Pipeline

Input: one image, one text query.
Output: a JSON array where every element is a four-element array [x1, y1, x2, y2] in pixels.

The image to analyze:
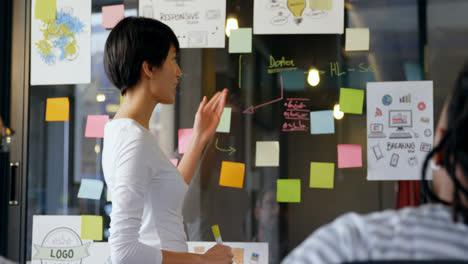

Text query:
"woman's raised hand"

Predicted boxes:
[[193, 89, 228, 145], [202, 244, 233, 264]]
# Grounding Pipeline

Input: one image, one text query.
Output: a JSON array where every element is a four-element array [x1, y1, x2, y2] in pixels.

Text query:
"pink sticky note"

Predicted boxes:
[[178, 128, 193, 154], [85, 115, 109, 138], [337, 144, 362, 168], [170, 159, 178, 166], [102, 4, 124, 29]]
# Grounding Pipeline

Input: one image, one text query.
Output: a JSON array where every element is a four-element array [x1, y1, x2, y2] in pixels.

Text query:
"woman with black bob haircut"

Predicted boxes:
[[102, 17, 232, 264], [282, 62, 468, 263]]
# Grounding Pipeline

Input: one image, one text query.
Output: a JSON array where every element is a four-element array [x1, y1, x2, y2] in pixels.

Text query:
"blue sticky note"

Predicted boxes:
[[281, 70, 306, 91], [310, 110, 335, 134], [77, 179, 104, 200], [229, 28, 252, 53]]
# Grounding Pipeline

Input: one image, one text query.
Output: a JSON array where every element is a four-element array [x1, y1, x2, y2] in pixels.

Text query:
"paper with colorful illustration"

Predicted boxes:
[[253, 0, 344, 34], [366, 81, 434, 180], [31, 0, 91, 85], [187, 241, 268, 264], [139, 0, 226, 48]]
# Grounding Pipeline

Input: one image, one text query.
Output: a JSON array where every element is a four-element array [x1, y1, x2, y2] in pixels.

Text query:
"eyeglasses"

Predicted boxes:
[[1, 126, 15, 152]]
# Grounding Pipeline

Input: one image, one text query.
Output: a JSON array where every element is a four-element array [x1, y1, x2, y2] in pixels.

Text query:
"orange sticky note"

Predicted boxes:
[[84, 115, 109, 138], [178, 128, 193, 154], [337, 144, 362, 168], [102, 4, 124, 29], [219, 161, 245, 188], [45, 97, 69, 121]]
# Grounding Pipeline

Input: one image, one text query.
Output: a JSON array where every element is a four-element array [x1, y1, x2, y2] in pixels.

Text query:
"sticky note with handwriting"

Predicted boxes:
[[345, 28, 370, 51], [309, 0, 333, 11], [339, 88, 364, 114], [310, 110, 335, 134], [219, 161, 245, 188], [102, 4, 124, 29], [77, 179, 104, 200], [178, 128, 193, 154], [310, 162, 335, 188], [256, 141, 279, 167], [277, 179, 301, 203], [229, 28, 252, 53], [84, 115, 109, 138], [337, 144, 362, 168], [45, 97, 69, 121], [81, 215, 103, 241], [34, 0, 56, 20], [216, 107, 232, 133]]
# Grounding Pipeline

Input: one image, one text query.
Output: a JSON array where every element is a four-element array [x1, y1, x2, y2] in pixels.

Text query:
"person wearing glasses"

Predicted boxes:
[[102, 17, 232, 264], [282, 63, 468, 263]]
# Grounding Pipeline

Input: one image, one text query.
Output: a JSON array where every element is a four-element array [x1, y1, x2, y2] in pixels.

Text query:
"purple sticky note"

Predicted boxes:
[[102, 4, 124, 29], [337, 144, 362, 168], [85, 115, 109, 138], [170, 159, 178, 166], [178, 128, 193, 154]]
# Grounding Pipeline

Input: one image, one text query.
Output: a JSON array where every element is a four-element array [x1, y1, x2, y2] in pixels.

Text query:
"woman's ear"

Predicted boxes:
[[141, 61, 154, 79]]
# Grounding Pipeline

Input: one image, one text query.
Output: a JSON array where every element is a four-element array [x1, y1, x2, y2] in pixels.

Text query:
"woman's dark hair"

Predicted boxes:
[[422, 62, 468, 223], [104, 17, 180, 94]]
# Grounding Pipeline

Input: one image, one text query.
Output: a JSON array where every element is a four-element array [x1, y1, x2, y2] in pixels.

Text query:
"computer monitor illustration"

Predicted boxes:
[[389, 110, 413, 139]]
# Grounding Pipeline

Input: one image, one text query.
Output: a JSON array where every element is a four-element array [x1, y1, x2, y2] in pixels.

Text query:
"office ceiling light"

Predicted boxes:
[[333, 104, 344, 120], [225, 17, 239, 37], [307, 68, 320, 86]]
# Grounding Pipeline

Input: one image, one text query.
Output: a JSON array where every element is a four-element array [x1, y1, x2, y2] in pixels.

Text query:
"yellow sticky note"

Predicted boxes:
[[256, 141, 280, 167], [216, 107, 232, 133], [45, 97, 69, 121], [219, 161, 245, 188], [309, 0, 333, 11], [310, 162, 335, 189], [81, 215, 103, 241], [345, 28, 370, 51], [277, 179, 301, 203], [339, 88, 364, 114], [120, 95, 123, 105], [35, 0, 56, 21]]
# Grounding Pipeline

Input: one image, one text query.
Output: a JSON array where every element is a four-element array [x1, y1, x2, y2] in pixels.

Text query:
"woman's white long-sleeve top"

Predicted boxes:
[[102, 118, 189, 264]]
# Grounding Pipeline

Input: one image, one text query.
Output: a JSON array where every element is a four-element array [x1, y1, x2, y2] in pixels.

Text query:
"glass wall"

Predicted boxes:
[[19, 0, 468, 263]]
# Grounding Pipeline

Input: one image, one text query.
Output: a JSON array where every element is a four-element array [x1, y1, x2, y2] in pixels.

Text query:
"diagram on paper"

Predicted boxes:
[[30, 0, 91, 85], [366, 81, 434, 181], [253, 0, 344, 34], [139, 0, 226, 48]]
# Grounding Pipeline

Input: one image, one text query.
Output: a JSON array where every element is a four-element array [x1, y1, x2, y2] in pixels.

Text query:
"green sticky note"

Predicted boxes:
[[339, 88, 364, 114], [81, 215, 103, 241], [216, 107, 232, 133], [310, 162, 335, 189], [34, 0, 56, 21], [309, 0, 333, 11], [229, 28, 252, 54], [120, 95, 123, 105], [277, 179, 301, 203]]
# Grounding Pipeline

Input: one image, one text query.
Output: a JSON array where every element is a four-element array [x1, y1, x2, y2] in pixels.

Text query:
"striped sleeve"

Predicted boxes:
[[282, 213, 367, 264]]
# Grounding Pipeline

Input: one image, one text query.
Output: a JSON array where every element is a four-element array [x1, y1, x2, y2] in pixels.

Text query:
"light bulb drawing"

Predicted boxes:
[[287, 0, 306, 24], [307, 68, 320, 86]]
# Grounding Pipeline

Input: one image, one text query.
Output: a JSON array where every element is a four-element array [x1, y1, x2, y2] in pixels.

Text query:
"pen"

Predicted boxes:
[[211, 224, 223, 245]]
